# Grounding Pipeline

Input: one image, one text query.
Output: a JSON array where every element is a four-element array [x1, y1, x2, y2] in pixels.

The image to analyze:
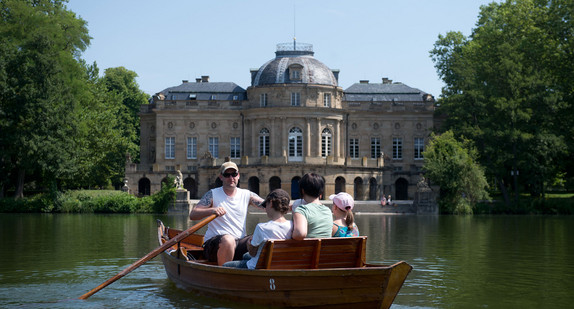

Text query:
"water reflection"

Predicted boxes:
[[1, 213, 573, 308]]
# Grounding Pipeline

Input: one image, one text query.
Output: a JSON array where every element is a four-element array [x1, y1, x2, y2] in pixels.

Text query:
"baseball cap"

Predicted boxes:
[[329, 192, 354, 211], [220, 161, 238, 174]]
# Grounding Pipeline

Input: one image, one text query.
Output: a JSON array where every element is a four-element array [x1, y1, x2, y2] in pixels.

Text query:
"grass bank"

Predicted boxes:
[[474, 193, 574, 215], [0, 186, 175, 214]]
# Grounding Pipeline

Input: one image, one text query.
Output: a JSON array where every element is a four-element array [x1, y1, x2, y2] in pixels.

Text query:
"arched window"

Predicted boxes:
[[138, 178, 151, 196], [248, 176, 260, 195], [321, 128, 332, 157], [354, 177, 364, 201], [269, 176, 282, 191], [291, 176, 301, 199], [259, 128, 269, 157], [335, 176, 346, 194], [212, 177, 223, 189], [183, 177, 197, 199], [288, 127, 303, 161], [369, 177, 377, 200], [395, 178, 409, 200]]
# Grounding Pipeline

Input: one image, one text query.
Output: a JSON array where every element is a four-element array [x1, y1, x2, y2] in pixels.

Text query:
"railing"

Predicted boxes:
[[276, 42, 313, 52]]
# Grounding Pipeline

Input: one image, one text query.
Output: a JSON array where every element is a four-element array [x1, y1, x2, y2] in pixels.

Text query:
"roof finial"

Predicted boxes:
[[293, 2, 296, 50]]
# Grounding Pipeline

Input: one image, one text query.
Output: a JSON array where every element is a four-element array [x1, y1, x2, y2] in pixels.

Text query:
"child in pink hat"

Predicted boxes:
[[329, 192, 360, 237]]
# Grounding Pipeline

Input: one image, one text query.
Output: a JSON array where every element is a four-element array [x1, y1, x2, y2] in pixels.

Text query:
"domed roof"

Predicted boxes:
[[251, 42, 338, 87]]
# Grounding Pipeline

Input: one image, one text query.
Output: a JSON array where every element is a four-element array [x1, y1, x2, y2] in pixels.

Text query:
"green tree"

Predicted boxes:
[[100, 67, 149, 164], [423, 131, 489, 214], [430, 0, 571, 205], [63, 63, 131, 190], [0, 0, 91, 197]]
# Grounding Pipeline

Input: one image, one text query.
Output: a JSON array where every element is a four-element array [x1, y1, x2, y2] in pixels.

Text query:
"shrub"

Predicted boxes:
[[1, 187, 176, 214]]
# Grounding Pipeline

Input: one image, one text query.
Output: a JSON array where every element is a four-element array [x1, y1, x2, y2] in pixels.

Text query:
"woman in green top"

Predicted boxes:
[[292, 173, 333, 240]]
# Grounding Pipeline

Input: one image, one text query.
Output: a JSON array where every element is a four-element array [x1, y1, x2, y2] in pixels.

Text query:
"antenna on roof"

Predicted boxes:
[[293, 2, 296, 50]]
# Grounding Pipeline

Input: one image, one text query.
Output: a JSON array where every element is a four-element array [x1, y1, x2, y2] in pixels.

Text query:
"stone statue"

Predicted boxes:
[[122, 179, 129, 192], [417, 176, 432, 192], [174, 170, 184, 190], [202, 151, 213, 159]]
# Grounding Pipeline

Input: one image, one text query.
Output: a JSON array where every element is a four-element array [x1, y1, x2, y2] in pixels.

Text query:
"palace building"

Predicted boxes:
[[124, 42, 436, 201]]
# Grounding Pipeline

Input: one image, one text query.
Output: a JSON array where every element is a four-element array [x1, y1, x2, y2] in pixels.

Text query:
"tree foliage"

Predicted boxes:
[[100, 67, 149, 164], [0, 0, 148, 197], [423, 131, 490, 214], [430, 0, 573, 204]]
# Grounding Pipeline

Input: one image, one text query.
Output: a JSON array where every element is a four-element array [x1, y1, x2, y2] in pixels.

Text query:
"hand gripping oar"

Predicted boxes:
[[78, 214, 217, 300]]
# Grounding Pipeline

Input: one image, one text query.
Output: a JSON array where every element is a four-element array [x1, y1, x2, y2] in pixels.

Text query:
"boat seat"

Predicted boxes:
[[166, 228, 204, 253], [255, 236, 367, 270]]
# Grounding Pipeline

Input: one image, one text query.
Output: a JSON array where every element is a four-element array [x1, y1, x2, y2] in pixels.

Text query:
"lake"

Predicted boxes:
[[1, 213, 573, 308]]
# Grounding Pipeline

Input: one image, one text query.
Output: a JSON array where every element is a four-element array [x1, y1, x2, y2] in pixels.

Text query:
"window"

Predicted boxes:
[[393, 137, 403, 160], [323, 93, 331, 107], [349, 138, 359, 158], [208, 137, 219, 158], [414, 137, 424, 160], [165, 137, 175, 159], [230, 137, 240, 159], [289, 65, 302, 81], [291, 69, 301, 80], [291, 92, 300, 106], [371, 137, 381, 159], [187, 137, 197, 159], [210, 94, 216, 100], [233, 95, 238, 100], [288, 127, 303, 161], [260, 93, 268, 107], [321, 128, 332, 157], [259, 128, 269, 157]]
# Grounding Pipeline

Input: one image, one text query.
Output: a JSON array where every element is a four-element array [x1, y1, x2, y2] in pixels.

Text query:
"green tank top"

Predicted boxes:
[[294, 202, 333, 238]]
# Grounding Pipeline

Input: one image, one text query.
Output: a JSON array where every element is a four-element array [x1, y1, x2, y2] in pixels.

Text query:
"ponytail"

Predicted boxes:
[[345, 208, 354, 229]]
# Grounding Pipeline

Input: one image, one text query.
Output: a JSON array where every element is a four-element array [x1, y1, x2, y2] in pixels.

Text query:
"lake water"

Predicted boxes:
[[1, 213, 573, 308]]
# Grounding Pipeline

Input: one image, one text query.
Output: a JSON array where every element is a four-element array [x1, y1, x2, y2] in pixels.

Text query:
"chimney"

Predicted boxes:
[[182, 80, 188, 83], [201, 75, 209, 83], [196, 78, 202, 83], [382, 77, 392, 84], [360, 80, 369, 84]]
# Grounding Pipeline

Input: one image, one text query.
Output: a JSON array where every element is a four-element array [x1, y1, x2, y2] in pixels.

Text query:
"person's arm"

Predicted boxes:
[[332, 223, 338, 236], [189, 190, 226, 220], [247, 238, 259, 257], [291, 212, 308, 240], [248, 192, 265, 209]]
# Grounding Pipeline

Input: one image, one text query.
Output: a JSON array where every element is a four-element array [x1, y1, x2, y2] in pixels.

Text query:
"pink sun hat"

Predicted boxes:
[[329, 192, 354, 211]]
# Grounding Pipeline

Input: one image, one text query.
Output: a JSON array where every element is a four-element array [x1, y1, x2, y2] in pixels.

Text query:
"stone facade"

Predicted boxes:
[[125, 42, 436, 201]]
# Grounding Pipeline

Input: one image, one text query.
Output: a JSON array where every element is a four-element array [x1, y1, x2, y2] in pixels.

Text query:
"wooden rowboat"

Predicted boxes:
[[157, 220, 412, 308]]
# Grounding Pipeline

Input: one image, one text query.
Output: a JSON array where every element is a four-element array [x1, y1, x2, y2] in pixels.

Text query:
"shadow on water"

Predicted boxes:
[[1, 213, 574, 308]]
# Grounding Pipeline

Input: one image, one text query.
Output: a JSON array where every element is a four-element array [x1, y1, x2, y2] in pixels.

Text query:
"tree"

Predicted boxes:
[[423, 131, 489, 214], [0, 0, 91, 197], [430, 0, 571, 205], [0, 1, 145, 196], [100, 67, 149, 162]]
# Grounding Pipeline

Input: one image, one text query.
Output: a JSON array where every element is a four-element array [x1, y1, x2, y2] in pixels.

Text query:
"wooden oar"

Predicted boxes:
[[78, 214, 217, 300]]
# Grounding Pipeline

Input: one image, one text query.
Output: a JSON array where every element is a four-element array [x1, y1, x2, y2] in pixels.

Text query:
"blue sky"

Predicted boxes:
[[66, 0, 496, 98]]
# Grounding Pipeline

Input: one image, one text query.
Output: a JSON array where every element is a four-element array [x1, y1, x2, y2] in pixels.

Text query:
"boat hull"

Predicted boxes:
[[160, 252, 411, 308]]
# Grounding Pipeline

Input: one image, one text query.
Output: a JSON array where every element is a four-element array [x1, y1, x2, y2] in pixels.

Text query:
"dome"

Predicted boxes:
[[251, 42, 338, 87]]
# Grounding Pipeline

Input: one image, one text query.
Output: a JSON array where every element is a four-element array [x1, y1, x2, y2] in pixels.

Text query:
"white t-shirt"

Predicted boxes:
[[203, 187, 253, 242], [246, 220, 293, 269]]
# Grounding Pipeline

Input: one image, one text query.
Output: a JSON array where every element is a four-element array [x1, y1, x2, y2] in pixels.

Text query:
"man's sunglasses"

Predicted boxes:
[[222, 172, 238, 178]]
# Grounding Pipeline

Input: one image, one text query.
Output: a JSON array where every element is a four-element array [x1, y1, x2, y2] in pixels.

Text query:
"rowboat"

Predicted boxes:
[[157, 220, 412, 308]]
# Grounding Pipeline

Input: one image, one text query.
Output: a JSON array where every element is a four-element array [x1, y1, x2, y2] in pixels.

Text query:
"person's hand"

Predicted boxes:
[[213, 207, 226, 217]]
